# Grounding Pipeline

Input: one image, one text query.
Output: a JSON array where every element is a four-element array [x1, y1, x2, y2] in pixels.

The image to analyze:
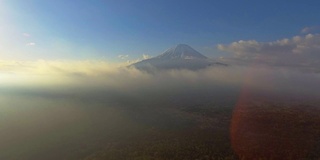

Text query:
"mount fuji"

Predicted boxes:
[[130, 44, 227, 71]]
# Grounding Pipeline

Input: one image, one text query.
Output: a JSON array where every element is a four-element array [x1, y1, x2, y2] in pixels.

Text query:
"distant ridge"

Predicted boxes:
[[130, 44, 227, 71]]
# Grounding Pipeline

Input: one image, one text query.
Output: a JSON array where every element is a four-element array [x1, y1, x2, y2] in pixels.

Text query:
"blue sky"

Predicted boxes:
[[1, 0, 320, 61]]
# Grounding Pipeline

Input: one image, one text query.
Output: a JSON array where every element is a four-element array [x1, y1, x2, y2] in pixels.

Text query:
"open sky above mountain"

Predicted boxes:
[[1, 0, 320, 62], [0, 0, 319, 89]]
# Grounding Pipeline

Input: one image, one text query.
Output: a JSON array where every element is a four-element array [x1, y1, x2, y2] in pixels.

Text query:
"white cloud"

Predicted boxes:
[[217, 34, 320, 70], [26, 42, 36, 46], [142, 54, 151, 60], [301, 26, 320, 34], [118, 55, 129, 59], [23, 33, 31, 37], [126, 59, 140, 64], [124, 54, 152, 65]]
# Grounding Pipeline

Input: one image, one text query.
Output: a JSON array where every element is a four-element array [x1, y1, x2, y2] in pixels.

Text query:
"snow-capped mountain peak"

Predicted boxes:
[[156, 44, 208, 60], [130, 44, 227, 72]]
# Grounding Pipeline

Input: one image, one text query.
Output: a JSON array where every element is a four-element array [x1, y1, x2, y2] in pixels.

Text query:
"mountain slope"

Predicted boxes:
[[130, 44, 227, 71], [156, 44, 207, 60]]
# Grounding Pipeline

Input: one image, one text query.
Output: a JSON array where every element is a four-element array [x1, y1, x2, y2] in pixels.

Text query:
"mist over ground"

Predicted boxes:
[[1, 59, 320, 159]]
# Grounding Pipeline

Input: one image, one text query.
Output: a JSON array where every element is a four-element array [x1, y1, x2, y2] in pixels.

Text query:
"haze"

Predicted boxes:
[[1, 1, 320, 159]]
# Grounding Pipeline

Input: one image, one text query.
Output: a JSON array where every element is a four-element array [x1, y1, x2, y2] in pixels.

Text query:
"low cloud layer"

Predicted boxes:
[[217, 34, 320, 71], [1, 60, 319, 103]]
